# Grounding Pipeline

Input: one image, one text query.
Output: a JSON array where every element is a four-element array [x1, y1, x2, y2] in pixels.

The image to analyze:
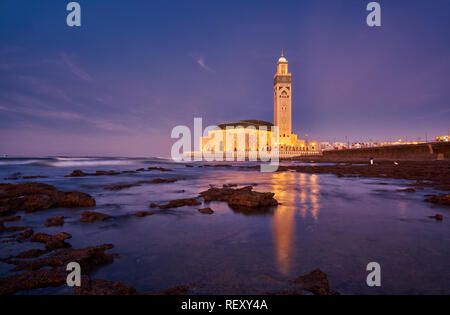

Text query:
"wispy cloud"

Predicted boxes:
[[61, 53, 92, 82], [189, 54, 214, 73], [0, 102, 129, 132], [197, 57, 214, 72]]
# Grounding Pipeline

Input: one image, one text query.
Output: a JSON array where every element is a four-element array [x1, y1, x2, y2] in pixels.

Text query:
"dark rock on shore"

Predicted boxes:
[[130, 211, 154, 217], [30, 232, 72, 251], [79, 211, 111, 223], [0, 268, 67, 295], [74, 278, 189, 295], [429, 214, 443, 221], [147, 167, 172, 172], [66, 170, 121, 177], [0, 222, 28, 233], [22, 176, 48, 179], [0, 244, 115, 295], [75, 277, 138, 295], [45, 216, 65, 227], [424, 194, 450, 206], [103, 178, 183, 191], [199, 185, 278, 211], [150, 198, 202, 209], [145, 285, 189, 295], [397, 188, 416, 193], [0, 183, 95, 216], [0, 215, 21, 223], [203, 164, 233, 168], [198, 208, 214, 214], [4, 173, 21, 180], [15, 248, 47, 259], [289, 269, 339, 295], [16, 228, 34, 242], [8, 244, 114, 273]]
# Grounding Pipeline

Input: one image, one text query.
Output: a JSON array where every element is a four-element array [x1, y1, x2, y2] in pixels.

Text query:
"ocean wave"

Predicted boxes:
[[0, 157, 172, 167], [0, 159, 46, 166]]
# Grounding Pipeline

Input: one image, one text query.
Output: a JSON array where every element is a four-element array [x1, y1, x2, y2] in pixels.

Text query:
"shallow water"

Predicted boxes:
[[0, 157, 449, 294]]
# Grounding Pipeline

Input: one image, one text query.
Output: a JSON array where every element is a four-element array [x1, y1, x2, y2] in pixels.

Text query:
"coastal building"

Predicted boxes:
[[436, 135, 450, 142], [200, 51, 319, 158]]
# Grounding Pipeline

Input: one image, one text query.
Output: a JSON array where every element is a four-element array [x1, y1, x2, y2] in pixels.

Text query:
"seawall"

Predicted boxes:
[[318, 142, 450, 161]]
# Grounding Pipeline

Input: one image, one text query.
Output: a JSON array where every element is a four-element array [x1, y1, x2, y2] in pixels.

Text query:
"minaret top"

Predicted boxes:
[[278, 49, 287, 63]]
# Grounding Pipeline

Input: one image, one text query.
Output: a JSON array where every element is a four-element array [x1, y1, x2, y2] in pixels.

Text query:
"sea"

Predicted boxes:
[[0, 157, 449, 294]]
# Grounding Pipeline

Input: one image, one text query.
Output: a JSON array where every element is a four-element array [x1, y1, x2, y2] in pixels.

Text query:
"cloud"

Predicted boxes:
[[61, 53, 92, 82], [190, 54, 214, 73], [0, 103, 129, 132]]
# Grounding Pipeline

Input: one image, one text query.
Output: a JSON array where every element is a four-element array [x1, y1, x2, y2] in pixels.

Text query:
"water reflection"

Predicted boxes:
[[270, 172, 321, 274]]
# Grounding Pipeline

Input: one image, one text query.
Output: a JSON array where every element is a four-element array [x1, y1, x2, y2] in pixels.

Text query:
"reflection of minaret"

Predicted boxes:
[[310, 174, 319, 221], [271, 172, 295, 275], [270, 172, 321, 275]]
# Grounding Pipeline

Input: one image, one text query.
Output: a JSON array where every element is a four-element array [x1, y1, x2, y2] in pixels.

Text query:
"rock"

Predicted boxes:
[[204, 164, 233, 168], [397, 188, 416, 193], [136, 168, 145, 172], [150, 198, 201, 209], [65, 170, 121, 177], [0, 222, 28, 233], [16, 228, 34, 242], [185, 164, 194, 168], [103, 178, 182, 191], [262, 290, 305, 295], [147, 167, 172, 172], [22, 176, 48, 179], [198, 208, 214, 215], [0, 268, 67, 295], [199, 186, 278, 211], [8, 244, 114, 273], [74, 277, 138, 295], [289, 269, 339, 295], [130, 211, 154, 217], [15, 248, 47, 259], [0, 183, 95, 216], [74, 278, 189, 295], [0, 215, 21, 223], [429, 214, 443, 221], [223, 184, 238, 188], [0, 244, 115, 294], [79, 211, 111, 223], [66, 170, 86, 177], [149, 178, 180, 184], [45, 216, 65, 227], [30, 232, 72, 251], [425, 194, 450, 206], [4, 173, 21, 180], [144, 285, 189, 295]]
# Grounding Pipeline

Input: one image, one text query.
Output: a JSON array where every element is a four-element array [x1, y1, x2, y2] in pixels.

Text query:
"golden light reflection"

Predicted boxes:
[[271, 172, 295, 275], [310, 174, 319, 222], [270, 171, 321, 275]]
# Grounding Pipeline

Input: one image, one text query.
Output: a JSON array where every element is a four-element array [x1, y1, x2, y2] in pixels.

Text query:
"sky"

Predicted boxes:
[[0, 0, 449, 157]]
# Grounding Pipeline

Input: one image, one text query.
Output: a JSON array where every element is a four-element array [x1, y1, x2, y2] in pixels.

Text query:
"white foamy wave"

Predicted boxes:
[[55, 157, 101, 161], [0, 159, 43, 166]]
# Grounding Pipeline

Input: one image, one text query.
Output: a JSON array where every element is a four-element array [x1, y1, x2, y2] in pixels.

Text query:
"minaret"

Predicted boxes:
[[273, 50, 292, 144]]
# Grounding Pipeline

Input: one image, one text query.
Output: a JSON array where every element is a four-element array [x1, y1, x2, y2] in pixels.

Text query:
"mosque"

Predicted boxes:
[[200, 51, 319, 158]]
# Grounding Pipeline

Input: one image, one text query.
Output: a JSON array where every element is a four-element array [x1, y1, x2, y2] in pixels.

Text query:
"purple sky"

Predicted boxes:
[[0, 0, 449, 157]]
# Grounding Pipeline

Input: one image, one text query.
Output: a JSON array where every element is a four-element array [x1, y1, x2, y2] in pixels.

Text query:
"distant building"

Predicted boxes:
[[320, 142, 332, 151], [333, 142, 348, 150], [436, 135, 450, 142]]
